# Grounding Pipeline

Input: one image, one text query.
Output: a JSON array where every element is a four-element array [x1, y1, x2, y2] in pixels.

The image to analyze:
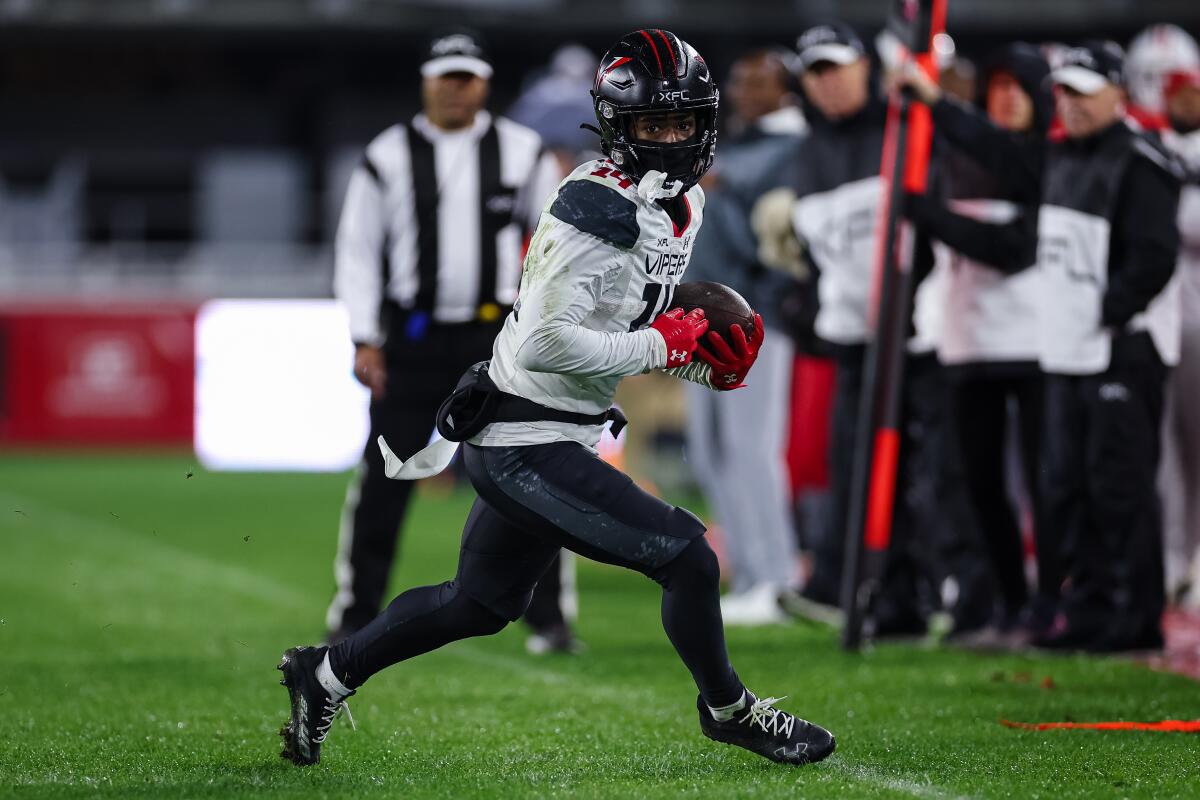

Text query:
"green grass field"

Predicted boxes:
[[2, 453, 1199, 799]]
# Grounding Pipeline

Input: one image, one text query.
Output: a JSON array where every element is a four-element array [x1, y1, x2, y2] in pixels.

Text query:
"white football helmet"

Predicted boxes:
[[1127, 24, 1200, 114]]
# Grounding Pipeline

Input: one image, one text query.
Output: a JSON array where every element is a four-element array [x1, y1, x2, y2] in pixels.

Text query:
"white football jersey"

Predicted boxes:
[[474, 159, 707, 449]]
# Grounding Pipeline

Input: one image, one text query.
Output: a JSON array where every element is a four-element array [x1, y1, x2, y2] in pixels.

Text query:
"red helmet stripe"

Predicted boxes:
[[601, 55, 633, 79], [656, 30, 679, 76], [638, 29, 664, 76]]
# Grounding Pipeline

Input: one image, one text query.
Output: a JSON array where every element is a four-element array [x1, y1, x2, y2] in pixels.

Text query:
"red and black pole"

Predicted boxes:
[[840, 0, 946, 651]]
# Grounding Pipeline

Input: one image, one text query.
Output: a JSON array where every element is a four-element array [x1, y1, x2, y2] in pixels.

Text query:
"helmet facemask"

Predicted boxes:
[[594, 95, 719, 191]]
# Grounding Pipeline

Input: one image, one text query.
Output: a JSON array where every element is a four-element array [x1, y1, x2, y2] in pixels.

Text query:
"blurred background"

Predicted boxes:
[[4, 7, 1200, 792], [2, 0, 1197, 470]]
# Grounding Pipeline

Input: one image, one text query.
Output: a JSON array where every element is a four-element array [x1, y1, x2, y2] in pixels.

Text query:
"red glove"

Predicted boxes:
[[697, 313, 765, 389], [650, 308, 709, 368]]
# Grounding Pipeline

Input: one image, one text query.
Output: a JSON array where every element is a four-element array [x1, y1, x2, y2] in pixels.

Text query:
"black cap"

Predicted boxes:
[[796, 22, 866, 69], [421, 29, 492, 79], [1052, 40, 1124, 95]]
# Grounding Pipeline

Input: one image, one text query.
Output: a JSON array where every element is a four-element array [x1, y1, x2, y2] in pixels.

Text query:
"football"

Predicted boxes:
[[671, 281, 756, 355]]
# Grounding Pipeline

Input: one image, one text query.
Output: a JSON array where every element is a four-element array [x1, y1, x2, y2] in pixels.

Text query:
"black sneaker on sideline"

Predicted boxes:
[[277, 645, 355, 766], [698, 691, 836, 766]]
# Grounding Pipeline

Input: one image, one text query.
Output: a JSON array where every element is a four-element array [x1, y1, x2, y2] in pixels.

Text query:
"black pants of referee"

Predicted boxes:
[[325, 317, 568, 638], [949, 365, 1058, 629], [329, 441, 745, 708], [1042, 331, 1168, 650]]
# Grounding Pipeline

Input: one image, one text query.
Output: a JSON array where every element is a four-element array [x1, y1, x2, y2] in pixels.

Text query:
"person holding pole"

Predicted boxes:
[[764, 21, 950, 636]]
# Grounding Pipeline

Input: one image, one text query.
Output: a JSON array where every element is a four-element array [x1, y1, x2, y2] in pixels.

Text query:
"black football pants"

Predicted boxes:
[[330, 441, 745, 709], [1043, 332, 1168, 643], [325, 318, 567, 637]]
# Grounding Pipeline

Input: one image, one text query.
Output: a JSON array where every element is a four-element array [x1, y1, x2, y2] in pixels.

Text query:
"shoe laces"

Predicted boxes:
[[314, 696, 355, 743], [737, 695, 795, 738]]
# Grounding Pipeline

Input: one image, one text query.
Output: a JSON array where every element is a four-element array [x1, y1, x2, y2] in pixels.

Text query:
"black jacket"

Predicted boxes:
[[790, 84, 889, 200], [908, 43, 1051, 275], [1063, 122, 1182, 328]]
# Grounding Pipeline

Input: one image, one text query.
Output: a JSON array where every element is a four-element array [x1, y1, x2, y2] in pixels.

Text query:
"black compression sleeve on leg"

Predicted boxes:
[[653, 537, 744, 708], [522, 552, 566, 632], [329, 580, 507, 689]]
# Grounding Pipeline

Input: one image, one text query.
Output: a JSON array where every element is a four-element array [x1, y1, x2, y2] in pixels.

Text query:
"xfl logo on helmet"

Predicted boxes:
[[655, 90, 690, 103]]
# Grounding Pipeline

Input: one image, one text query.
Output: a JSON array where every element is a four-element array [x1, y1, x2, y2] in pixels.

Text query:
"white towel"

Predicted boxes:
[[377, 434, 460, 480]]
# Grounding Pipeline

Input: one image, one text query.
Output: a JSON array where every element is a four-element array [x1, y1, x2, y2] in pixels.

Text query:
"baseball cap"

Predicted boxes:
[[796, 22, 866, 69], [421, 29, 493, 79], [1051, 40, 1125, 95]]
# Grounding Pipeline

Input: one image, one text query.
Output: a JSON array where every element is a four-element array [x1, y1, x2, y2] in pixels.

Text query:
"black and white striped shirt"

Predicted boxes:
[[335, 111, 560, 345]]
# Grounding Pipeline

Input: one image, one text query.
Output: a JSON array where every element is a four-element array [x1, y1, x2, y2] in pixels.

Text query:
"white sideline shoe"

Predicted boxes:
[[720, 583, 789, 626]]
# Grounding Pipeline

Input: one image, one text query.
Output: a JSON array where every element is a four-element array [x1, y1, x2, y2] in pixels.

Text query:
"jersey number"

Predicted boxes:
[[590, 166, 634, 190], [629, 283, 676, 331]]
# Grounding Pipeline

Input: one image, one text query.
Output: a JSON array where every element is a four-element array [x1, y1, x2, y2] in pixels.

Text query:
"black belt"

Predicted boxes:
[[436, 361, 627, 443], [493, 393, 628, 439]]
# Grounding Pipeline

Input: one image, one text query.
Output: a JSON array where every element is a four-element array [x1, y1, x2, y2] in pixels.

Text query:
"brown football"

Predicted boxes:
[[671, 281, 756, 355]]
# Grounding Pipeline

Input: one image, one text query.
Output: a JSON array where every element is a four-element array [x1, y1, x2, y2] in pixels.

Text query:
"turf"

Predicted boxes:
[[1, 453, 1198, 799]]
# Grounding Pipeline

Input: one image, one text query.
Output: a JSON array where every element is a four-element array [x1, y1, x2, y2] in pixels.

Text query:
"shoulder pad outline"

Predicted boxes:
[[549, 177, 641, 250]]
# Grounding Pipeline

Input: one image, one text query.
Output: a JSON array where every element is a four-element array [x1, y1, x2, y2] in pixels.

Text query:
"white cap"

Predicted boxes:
[[1052, 42, 1124, 95], [800, 43, 862, 68], [421, 55, 493, 80], [1051, 65, 1110, 95], [796, 23, 866, 69], [421, 31, 493, 80]]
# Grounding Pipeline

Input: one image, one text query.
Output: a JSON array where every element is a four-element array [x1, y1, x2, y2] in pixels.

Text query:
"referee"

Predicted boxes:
[[327, 30, 574, 652]]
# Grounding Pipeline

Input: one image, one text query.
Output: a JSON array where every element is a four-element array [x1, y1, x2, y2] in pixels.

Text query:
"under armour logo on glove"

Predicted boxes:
[[650, 308, 708, 368], [698, 314, 765, 391]]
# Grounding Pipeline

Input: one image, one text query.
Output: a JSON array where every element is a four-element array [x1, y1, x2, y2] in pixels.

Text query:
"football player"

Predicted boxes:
[[276, 29, 836, 769]]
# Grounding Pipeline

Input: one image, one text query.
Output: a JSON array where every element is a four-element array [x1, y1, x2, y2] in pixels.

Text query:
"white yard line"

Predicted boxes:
[[830, 761, 977, 800], [449, 642, 665, 706], [0, 490, 309, 609]]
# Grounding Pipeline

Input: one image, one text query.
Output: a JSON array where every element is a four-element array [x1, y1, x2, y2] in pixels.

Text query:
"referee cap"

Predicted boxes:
[[421, 29, 493, 80]]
